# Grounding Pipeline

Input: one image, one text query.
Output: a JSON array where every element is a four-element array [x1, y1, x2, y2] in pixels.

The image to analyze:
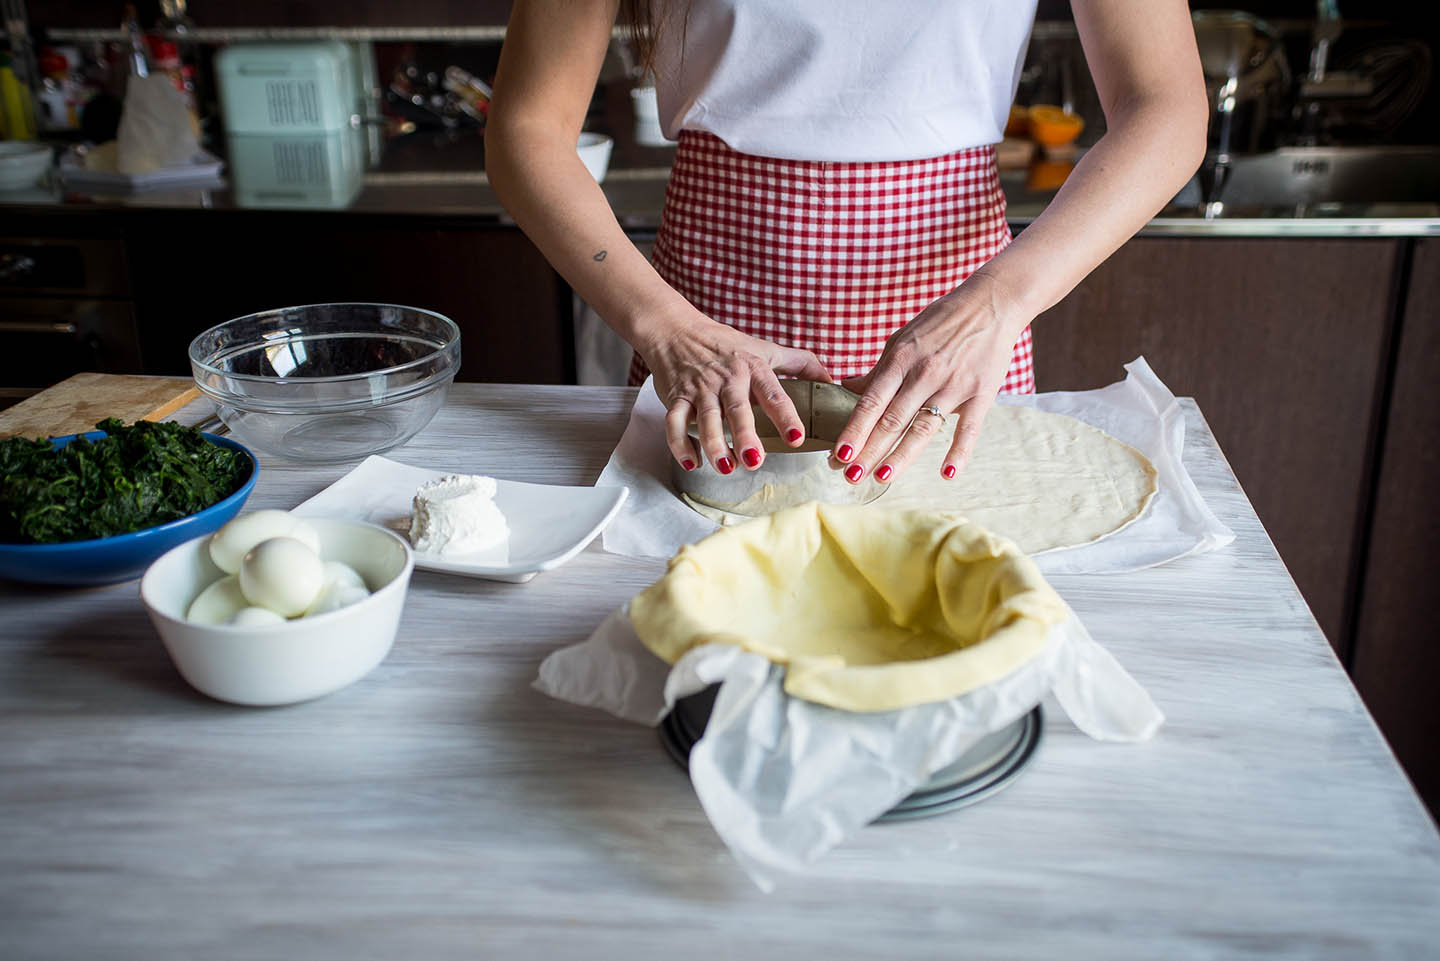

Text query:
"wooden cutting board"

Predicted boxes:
[[0, 373, 200, 440]]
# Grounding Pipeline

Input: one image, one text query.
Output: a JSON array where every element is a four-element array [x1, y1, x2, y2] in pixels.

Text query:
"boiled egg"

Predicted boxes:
[[238, 536, 324, 618], [186, 575, 249, 624], [228, 606, 288, 627], [304, 561, 371, 616], [209, 510, 321, 574]]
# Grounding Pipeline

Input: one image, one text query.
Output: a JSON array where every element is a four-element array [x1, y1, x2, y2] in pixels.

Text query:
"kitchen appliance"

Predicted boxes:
[[1193, 10, 1290, 154], [0, 234, 142, 408], [214, 42, 366, 207], [1191, 11, 1291, 209]]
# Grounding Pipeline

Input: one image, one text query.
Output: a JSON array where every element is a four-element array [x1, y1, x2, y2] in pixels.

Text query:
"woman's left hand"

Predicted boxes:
[[832, 269, 1030, 484]]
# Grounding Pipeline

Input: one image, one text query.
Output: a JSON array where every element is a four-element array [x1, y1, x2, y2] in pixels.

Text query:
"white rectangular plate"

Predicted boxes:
[[291, 456, 628, 583]]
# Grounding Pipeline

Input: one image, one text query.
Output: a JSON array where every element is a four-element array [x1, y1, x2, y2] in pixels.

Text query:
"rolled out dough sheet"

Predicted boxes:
[[685, 405, 1158, 556]]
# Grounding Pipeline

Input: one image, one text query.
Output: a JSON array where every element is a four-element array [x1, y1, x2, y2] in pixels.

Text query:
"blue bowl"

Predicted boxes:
[[0, 431, 259, 587]]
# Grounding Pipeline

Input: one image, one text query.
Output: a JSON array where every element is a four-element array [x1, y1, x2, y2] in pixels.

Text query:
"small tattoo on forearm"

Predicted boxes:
[[593, 250, 607, 262]]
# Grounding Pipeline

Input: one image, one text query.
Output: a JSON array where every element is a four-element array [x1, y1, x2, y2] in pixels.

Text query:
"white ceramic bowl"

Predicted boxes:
[[140, 518, 414, 706], [577, 132, 613, 183], [0, 142, 53, 191]]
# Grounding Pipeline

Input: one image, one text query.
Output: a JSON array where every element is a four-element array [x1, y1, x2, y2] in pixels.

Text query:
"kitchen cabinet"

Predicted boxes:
[[0, 228, 142, 408], [121, 212, 574, 385], [1352, 237, 1440, 816], [1032, 237, 1400, 663]]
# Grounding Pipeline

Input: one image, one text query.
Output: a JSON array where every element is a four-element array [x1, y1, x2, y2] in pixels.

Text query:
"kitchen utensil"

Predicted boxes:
[[671, 379, 884, 515], [140, 517, 413, 706], [188, 303, 461, 465], [660, 687, 1044, 823], [0, 373, 198, 440], [0, 431, 257, 586]]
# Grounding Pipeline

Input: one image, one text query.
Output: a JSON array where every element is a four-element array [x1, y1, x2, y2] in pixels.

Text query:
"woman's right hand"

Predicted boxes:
[[641, 313, 833, 475]]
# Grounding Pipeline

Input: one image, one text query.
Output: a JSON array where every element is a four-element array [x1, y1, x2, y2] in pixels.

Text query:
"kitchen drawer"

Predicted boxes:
[[0, 297, 143, 393], [0, 235, 131, 297]]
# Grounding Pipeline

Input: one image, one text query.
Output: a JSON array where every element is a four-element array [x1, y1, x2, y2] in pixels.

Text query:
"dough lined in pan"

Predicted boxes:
[[630, 504, 1070, 713]]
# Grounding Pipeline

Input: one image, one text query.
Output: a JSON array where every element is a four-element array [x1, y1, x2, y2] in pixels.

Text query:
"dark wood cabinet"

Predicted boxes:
[[1352, 237, 1440, 816], [0, 228, 142, 408], [122, 212, 573, 385], [1031, 237, 1401, 661]]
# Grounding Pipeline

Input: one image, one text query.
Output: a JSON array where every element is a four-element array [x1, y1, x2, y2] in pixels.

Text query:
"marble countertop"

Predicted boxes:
[[1, 382, 1437, 960]]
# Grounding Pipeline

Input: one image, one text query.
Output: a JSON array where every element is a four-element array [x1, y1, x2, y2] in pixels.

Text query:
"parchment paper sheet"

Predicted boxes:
[[596, 357, 1233, 572], [535, 606, 1162, 891]]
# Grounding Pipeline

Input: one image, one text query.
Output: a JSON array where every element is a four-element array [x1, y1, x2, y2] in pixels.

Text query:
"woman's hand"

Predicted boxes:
[[833, 270, 1030, 484], [641, 312, 833, 475]]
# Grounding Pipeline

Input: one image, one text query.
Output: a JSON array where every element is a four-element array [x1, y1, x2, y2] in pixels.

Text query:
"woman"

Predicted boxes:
[[487, 1, 1206, 484]]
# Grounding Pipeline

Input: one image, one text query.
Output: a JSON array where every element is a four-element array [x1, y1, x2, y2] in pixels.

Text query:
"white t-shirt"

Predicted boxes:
[[650, 0, 1039, 162]]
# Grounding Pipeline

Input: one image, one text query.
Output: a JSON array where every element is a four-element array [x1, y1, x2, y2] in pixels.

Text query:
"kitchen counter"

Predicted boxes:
[[1, 380, 1437, 959], [5, 126, 1439, 237]]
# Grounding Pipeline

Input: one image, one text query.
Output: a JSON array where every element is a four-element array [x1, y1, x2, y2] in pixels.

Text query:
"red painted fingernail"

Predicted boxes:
[[742, 447, 761, 468], [876, 464, 893, 483], [682, 458, 696, 471], [942, 464, 957, 479], [786, 427, 803, 443], [718, 457, 734, 475], [837, 444, 855, 463], [845, 463, 865, 483]]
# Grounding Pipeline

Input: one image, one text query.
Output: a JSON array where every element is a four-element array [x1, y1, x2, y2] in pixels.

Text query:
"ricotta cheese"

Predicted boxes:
[[408, 474, 509, 555]]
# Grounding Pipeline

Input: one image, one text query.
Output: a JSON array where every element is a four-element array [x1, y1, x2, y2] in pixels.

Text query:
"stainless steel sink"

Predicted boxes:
[[1175, 146, 1440, 208]]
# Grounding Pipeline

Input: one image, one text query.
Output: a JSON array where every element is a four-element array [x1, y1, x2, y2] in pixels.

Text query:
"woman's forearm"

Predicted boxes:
[[975, 95, 1208, 324], [973, 0, 1208, 326], [486, 121, 693, 355], [484, 0, 692, 359]]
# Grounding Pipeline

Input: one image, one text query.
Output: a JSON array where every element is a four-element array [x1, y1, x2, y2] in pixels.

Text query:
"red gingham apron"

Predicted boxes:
[[630, 130, 1035, 394]]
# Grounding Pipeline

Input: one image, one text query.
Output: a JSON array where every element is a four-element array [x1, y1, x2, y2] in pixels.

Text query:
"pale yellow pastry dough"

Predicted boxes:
[[629, 503, 1070, 712], [883, 405, 1159, 554], [679, 404, 1159, 555]]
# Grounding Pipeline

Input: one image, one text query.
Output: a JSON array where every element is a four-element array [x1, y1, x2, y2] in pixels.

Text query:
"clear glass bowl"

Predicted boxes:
[[189, 303, 461, 464]]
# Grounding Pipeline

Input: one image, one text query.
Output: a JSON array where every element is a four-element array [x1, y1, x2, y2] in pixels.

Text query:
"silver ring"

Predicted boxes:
[[917, 405, 944, 419]]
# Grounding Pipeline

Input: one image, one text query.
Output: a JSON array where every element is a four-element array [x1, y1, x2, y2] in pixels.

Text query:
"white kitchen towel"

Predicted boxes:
[[596, 357, 1233, 572]]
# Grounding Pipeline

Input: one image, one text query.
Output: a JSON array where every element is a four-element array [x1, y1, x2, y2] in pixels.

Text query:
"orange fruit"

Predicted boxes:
[[1026, 159, 1075, 192], [1027, 104, 1084, 148]]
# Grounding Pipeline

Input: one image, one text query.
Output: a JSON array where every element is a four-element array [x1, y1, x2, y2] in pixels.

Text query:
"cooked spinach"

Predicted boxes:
[[0, 418, 251, 544]]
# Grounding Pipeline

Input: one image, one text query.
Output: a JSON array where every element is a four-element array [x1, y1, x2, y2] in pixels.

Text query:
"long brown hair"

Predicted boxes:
[[619, 0, 688, 79]]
